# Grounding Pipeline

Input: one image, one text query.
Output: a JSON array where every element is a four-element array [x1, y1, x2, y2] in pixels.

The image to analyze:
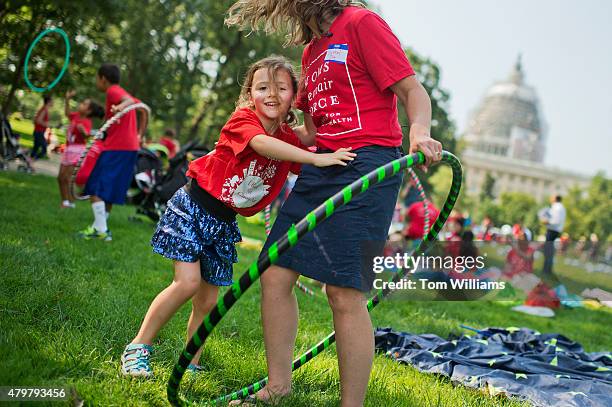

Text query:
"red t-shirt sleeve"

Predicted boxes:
[[81, 118, 92, 135], [223, 110, 267, 156], [351, 13, 415, 92], [68, 112, 78, 121], [107, 86, 127, 108]]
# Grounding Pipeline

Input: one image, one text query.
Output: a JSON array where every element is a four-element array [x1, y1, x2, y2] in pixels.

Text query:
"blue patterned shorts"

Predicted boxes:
[[151, 188, 242, 286]]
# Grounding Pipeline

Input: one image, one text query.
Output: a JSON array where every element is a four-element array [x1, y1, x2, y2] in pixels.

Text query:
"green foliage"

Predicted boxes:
[[401, 49, 456, 155], [474, 198, 503, 225], [564, 173, 612, 241], [2, 2, 454, 153], [498, 192, 538, 228], [397, 49, 457, 193], [1, 0, 299, 143], [471, 192, 539, 230]]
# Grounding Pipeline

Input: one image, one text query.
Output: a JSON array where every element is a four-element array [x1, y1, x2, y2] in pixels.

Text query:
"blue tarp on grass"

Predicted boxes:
[[374, 327, 612, 407]]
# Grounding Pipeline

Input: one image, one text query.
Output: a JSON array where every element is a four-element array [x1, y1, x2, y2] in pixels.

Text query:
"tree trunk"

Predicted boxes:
[[1, 12, 44, 116]]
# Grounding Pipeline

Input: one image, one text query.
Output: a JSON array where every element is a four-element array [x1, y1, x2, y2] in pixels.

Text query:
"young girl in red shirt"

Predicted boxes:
[[58, 90, 104, 208], [121, 55, 355, 377]]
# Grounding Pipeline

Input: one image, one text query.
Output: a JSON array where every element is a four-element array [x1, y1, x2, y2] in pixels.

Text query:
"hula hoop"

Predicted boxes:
[[264, 205, 271, 234], [265, 203, 316, 297], [166, 151, 462, 406], [24, 28, 71, 93], [69, 102, 151, 201]]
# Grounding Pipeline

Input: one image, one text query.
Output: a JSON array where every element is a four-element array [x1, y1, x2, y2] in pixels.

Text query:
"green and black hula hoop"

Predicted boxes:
[[167, 151, 462, 406]]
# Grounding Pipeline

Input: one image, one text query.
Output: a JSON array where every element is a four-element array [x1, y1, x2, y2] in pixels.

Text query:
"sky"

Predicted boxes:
[[373, 0, 612, 176]]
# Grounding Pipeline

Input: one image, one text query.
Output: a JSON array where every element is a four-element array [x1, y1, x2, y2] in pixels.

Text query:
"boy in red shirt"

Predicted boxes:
[[30, 95, 52, 159], [78, 63, 147, 240], [58, 90, 104, 208]]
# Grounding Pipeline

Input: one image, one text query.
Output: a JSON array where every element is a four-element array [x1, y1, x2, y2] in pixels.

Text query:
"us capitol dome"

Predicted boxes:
[[462, 56, 589, 202]]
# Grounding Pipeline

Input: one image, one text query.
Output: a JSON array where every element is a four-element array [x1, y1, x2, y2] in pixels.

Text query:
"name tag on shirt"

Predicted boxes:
[[325, 44, 348, 64]]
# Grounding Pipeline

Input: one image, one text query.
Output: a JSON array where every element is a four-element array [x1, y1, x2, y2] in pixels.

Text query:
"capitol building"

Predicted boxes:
[[461, 57, 590, 202]]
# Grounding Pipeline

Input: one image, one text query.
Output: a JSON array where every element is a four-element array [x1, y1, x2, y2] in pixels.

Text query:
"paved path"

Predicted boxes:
[[2, 152, 61, 177], [33, 153, 61, 176]]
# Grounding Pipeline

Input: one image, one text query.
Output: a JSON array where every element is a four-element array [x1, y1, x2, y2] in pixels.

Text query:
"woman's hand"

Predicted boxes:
[[312, 147, 356, 167], [409, 124, 442, 172]]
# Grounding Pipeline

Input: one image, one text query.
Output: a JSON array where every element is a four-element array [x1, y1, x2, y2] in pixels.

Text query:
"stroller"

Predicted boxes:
[[0, 112, 35, 173], [128, 140, 209, 221]]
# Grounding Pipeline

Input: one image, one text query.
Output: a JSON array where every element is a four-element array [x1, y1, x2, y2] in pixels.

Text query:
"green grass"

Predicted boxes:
[[1, 171, 610, 406]]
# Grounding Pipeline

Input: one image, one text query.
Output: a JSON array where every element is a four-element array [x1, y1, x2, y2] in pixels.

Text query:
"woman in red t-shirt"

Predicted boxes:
[[226, 2, 443, 405], [121, 56, 355, 377], [58, 90, 104, 208]]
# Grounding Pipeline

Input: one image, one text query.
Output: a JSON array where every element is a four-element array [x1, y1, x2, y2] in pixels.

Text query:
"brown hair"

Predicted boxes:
[[226, 0, 363, 45], [86, 99, 105, 119], [236, 55, 299, 126]]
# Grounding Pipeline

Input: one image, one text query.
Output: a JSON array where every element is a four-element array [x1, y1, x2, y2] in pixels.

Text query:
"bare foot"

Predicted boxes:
[[227, 385, 291, 406]]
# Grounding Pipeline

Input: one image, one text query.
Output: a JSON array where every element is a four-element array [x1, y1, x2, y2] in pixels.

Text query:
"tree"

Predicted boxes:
[[497, 192, 538, 228], [2, 1, 455, 154], [479, 172, 496, 202], [1, 1, 121, 115], [564, 173, 611, 242]]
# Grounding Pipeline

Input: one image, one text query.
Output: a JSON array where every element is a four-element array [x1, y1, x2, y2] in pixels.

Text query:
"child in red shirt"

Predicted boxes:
[[58, 90, 104, 208], [504, 228, 535, 277], [403, 199, 440, 241], [78, 63, 147, 241], [121, 56, 355, 377], [225, 2, 443, 405], [159, 128, 180, 158], [30, 95, 52, 159]]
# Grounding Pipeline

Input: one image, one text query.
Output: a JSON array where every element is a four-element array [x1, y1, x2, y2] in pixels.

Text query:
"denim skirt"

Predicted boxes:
[[262, 146, 403, 292]]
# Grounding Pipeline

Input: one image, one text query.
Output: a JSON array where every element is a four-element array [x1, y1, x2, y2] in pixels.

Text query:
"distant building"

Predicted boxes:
[[462, 56, 589, 202]]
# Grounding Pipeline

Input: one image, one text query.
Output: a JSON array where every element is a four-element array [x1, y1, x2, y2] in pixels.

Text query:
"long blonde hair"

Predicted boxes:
[[237, 55, 299, 126], [225, 0, 363, 45]]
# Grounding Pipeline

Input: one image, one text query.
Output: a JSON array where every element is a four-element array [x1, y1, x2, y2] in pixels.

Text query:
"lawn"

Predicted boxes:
[[1, 171, 610, 406]]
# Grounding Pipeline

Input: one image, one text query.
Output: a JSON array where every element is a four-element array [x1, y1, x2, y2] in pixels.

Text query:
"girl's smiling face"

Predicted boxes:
[[249, 67, 294, 132]]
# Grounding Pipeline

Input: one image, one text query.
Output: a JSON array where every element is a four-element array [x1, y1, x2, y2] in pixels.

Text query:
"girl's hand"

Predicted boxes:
[[312, 147, 356, 167], [65, 90, 76, 99], [110, 104, 123, 114]]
